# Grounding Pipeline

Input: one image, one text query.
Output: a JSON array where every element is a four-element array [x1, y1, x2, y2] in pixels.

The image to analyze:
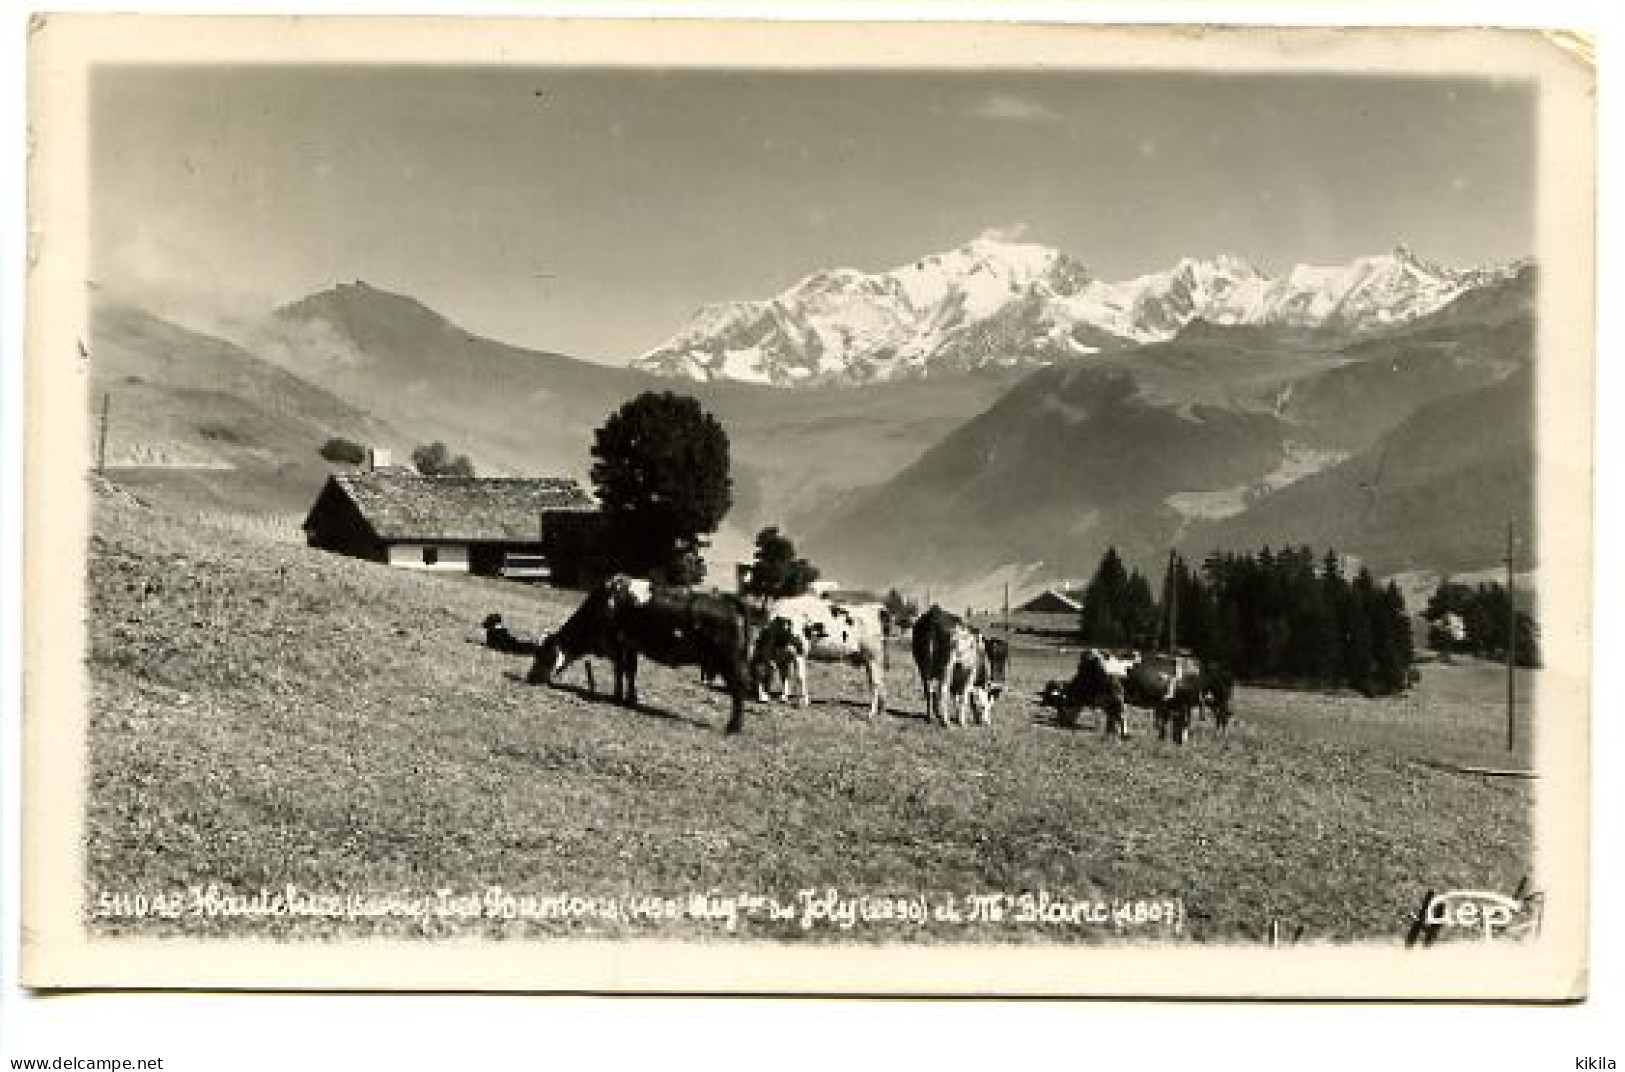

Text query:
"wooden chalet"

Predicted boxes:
[[302, 472, 600, 584]]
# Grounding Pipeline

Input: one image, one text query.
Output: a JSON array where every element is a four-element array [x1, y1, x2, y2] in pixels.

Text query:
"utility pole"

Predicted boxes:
[[96, 391, 110, 475], [1506, 521, 1517, 753], [1166, 549, 1180, 654]]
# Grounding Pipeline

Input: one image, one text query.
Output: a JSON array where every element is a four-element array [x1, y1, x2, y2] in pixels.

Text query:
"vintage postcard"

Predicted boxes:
[[21, 16, 1594, 995]]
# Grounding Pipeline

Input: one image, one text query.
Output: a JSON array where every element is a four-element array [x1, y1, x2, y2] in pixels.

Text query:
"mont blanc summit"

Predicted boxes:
[[633, 237, 1525, 387]]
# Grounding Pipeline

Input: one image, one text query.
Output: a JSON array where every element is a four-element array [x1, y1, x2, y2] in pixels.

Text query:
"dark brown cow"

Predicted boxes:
[[528, 576, 754, 735]]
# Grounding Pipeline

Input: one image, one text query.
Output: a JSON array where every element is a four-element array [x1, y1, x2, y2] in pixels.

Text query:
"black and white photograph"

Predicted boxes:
[[18, 17, 1595, 997]]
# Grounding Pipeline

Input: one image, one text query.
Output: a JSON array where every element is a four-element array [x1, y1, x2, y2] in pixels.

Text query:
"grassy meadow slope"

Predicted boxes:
[[89, 481, 1530, 943]]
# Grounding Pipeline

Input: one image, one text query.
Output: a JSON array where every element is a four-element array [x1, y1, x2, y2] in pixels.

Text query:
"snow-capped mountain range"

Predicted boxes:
[[633, 237, 1527, 386]]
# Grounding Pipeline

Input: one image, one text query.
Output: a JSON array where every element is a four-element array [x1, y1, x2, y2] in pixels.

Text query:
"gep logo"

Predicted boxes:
[[1406, 885, 1544, 946]]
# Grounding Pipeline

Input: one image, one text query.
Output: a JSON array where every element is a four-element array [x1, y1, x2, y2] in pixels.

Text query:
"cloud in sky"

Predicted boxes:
[[976, 224, 1032, 243], [968, 91, 1063, 123]]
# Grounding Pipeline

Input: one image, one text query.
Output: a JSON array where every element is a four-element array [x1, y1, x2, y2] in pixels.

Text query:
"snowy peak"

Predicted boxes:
[[634, 239, 1525, 387]]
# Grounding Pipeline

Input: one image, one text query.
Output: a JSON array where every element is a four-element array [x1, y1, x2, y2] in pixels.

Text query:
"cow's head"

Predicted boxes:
[[982, 636, 1010, 698], [752, 617, 804, 663], [748, 616, 801, 698]]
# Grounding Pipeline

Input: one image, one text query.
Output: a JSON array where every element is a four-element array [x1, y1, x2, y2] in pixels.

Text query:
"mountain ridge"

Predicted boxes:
[[635, 237, 1528, 387]]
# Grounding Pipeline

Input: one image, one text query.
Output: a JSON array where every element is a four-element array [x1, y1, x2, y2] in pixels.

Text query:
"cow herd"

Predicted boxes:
[[517, 574, 1230, 744]]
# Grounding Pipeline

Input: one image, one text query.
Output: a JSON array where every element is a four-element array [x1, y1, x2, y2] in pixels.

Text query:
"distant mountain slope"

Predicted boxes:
[[805, 293, 1536, 588], [1188, 367, 1536, 575], [112, 267, 1534, 588], [1278, 270, 1535, 450], [90, 294, 413, 517], [268, 281, 657, 481], [253, 282, 1025, 541], [808, 362, 1290, 584], [635, 236, 1527, 387]]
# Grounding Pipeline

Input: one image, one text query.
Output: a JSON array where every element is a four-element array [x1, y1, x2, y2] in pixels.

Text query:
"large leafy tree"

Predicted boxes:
[[743, 526, 820, 601], [589, 391, 732, 584]]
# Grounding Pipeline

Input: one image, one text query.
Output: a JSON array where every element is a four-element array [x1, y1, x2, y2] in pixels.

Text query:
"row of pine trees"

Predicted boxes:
[[1077, 546, 1416, 697]]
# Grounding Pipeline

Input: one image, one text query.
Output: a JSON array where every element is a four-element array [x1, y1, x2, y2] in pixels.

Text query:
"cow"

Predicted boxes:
[[1050, 648, 1232, 744], [527, 576, 754, 735], [481, 613, 539, 656], [910, 605, 1008, 727], [749, 595, 891, 719]]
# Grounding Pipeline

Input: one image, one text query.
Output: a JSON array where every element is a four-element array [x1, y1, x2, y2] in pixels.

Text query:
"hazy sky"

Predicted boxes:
[[92, 67, 1534, 362]]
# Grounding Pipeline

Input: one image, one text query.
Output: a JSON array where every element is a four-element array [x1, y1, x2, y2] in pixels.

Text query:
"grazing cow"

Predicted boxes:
[[910, 605, 1008, 727], [750, 595, 890, 718], [1047, 649, 1129, 737], [528, 576, 754, 735], [481, 613, 539, 656], [1052, 649, 1231, 744]]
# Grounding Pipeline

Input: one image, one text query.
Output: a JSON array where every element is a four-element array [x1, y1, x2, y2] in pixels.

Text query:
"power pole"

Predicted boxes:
[[1506, 521, 1517, 753], [1166, 549, 1180, 654], [96, 391, 110, 475]]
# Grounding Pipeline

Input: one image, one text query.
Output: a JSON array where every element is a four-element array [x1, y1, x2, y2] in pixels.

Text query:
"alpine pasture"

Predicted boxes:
[[87, 483, 1531, 944]]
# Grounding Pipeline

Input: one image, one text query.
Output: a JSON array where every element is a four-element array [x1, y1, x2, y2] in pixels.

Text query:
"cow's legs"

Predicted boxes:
[[862, 657, 882, 719], [723, 662, 747, 736], [970, 688, 991, 727], [620, 651, 639, 706], [1170, 701, 1191, 745], [793, 655, 810, 709]]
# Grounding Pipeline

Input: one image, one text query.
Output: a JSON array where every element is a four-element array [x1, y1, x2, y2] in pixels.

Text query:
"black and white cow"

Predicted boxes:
[[1047, 648, 1232, 744], [528, 576, 754, 735], [910, 605, 1009, 727], [750, 595, 890, 719], [481, 613, 539, 656]]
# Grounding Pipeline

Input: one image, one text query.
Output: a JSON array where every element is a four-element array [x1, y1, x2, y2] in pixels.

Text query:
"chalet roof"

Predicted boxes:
[[1017, 589, 1083, 613], [314, 472, 596, 543], [823, 589, 887, 605]]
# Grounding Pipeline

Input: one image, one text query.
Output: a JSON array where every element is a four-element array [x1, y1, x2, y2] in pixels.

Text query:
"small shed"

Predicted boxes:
[[302, 472, 600, 583]]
